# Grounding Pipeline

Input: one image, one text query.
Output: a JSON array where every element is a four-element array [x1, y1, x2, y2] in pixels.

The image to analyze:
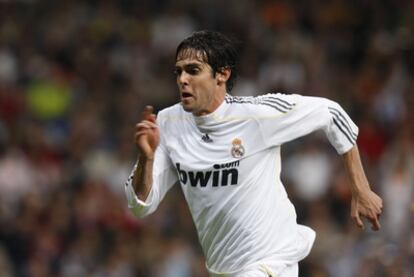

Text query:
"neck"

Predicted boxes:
[[194, 89, 226, 116]]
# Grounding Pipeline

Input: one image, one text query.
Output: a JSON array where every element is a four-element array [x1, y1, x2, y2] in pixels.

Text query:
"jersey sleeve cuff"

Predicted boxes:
[[125, 180, 155, 217]]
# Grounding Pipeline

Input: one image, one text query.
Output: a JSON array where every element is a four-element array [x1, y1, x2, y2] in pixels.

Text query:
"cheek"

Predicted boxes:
[[193, 79, 207, 95], [200, 82, 214, 101]]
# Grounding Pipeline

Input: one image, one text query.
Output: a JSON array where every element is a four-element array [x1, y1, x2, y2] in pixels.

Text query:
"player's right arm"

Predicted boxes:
[[125, 106, 178, 218], [132, 106, 159, 201]]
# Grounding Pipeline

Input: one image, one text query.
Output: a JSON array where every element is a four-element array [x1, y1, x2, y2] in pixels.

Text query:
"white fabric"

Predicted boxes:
[[125, 93, 358, 274]]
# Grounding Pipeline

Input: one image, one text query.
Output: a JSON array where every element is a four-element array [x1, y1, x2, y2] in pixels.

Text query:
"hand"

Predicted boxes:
[[351, 189, 383, 231], [134, 106, 160, 159]]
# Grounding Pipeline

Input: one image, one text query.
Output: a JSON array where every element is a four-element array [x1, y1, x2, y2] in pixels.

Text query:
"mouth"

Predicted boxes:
[[181, 92, 193, 99]]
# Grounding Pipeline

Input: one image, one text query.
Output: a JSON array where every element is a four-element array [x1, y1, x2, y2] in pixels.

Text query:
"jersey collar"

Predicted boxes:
[[192, 94, 231, 132]]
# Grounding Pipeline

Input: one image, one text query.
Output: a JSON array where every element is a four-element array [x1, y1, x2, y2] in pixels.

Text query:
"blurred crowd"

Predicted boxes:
[[0, 0, 413, 276]]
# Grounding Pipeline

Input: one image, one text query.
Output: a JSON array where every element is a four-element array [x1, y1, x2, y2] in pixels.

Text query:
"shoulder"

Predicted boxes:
[[225, 93, 298, 115]]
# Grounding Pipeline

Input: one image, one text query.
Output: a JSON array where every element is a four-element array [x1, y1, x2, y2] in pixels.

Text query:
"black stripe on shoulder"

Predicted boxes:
[[259, 102, 286, 113], [259, 99, 291, 113], [329, 112, 357, 141], [332, 117, 356, 145], [225, 95, 256, 105], [328, 108, 357, 139], [263, 94, 295, 107], [261, 97, 292, 110], [225, 95, 295, 113], [328, 107, 357, 136]]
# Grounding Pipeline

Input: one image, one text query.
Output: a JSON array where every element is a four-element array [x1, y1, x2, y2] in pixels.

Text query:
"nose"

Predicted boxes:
[[178, 71, 189, 87]]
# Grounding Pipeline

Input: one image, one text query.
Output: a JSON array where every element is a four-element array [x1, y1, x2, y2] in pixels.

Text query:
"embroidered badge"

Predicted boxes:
[[231, 138, 245, 158]]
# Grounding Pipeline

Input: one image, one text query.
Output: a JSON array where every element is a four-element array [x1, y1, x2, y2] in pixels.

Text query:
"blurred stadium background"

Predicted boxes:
[[0, 0, 413, 276]]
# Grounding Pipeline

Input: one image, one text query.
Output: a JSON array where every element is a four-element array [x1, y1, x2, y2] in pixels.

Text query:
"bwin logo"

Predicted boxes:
[[176, 161, 240, 187]]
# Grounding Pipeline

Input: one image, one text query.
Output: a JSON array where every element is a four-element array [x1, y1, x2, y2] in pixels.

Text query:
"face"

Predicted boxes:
[[175, 51, 227, 116]]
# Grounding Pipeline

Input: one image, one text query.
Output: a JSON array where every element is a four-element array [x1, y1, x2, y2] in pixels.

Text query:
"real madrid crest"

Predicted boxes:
[[231, 138, 245, 158]]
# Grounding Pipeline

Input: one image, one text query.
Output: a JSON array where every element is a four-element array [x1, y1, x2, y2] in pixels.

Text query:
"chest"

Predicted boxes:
[[164, 120, 258, 170]]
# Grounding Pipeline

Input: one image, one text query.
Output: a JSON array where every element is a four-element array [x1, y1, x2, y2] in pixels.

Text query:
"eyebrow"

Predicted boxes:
[[175, 62, 202, 69]]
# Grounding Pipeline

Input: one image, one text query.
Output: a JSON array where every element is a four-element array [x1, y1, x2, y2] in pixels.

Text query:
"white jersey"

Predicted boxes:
[[125, 93, 358, 275]]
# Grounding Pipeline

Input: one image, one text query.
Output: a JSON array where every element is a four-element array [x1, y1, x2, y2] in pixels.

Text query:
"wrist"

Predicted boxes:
[[138, 153, 155, 162], [351, 183, 370, 196]]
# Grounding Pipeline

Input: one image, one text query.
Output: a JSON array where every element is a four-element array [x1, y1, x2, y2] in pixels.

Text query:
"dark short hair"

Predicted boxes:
[[176, 30, 239, 92]]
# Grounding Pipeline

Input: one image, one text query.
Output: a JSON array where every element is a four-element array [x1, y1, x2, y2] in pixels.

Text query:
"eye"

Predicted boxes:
[[187, 67, 200, 75], [173, 68, 182, 76]]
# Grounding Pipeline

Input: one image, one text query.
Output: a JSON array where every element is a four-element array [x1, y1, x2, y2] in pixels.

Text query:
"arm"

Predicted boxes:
[[259, 93, 358, 154], [258, 93, 383, 229], [132, 155, 154, 201], [124, 106, 178, 217], [342, 145, 383, 230], [132, 106, 159, 201]]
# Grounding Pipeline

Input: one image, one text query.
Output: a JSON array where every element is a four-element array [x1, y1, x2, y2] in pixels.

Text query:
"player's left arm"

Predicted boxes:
[[342, 145, 383, 230], [258, 93, 383, 230]]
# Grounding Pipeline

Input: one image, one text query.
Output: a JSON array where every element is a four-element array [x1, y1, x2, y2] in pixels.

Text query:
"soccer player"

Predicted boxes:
[[125, 31, 383, 277]]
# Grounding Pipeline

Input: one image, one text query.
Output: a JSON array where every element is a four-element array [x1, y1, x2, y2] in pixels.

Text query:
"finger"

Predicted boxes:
[[136, 121, 158, 129], [370, 216, 381, 231], [148, 113, 156, 123], [135, 126, 158, 136], [134, 130, 151, 139], [136, 123, 152, 130], [137, 120, 157, 127], [377, 207, 383, 216], [142, 106, 154, 121], [377, 205, 383, 216], [353, 212, 364, 229]]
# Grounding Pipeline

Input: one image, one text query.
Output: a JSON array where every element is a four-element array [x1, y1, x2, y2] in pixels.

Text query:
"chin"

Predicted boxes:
[[181, 103, 194, 113]]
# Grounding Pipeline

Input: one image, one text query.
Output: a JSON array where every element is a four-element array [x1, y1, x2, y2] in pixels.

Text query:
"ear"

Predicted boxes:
[[216, 67, 231, 85]]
